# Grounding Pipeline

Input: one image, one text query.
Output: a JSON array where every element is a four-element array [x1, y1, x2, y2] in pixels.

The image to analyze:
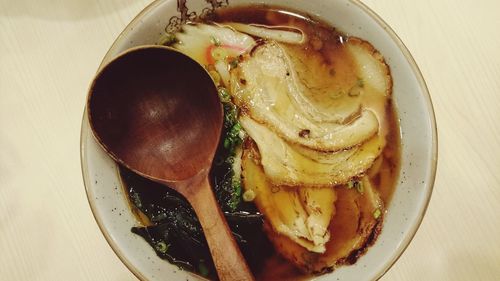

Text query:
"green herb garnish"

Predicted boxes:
[[223, 102, 238, 129], [347, 180, 354, 189], [155, 241, 169, 254], [218, 87, 231, 103], [210, 36, 221, 46], [198, 261, 210, 277], [373, 208, 382, 219], [242, 189, 256, 202], [224, 122, 243, 150], [228, 180, 242, 210], [130, 191, 142, 208], [347, 179, 364, 193], [356, 181, 364, 193], [229, 58, 239, 69]]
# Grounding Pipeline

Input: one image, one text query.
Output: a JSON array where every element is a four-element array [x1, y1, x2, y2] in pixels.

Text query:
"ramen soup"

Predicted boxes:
[[120, 5, 400, 280]]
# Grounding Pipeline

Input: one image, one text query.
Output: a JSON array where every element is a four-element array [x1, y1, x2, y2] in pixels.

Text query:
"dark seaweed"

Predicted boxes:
[[121, 97, 272, 279], [123, 169, 272, 280]]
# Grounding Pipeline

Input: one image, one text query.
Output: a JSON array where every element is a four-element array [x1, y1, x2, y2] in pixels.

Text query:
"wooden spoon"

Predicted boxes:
[[87, 46, 254, 281]]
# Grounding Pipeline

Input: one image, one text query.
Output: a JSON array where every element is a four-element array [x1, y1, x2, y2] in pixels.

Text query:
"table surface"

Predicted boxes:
[[1, 0, 499, 280]]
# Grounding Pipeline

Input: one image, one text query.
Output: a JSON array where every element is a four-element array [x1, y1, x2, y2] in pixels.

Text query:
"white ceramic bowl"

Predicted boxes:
[[81, 0, 437, 280]]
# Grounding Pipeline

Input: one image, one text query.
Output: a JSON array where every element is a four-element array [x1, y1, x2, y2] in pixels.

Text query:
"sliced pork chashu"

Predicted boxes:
[[263, 177, 384, 273], [229, 39, 393, 152], [240, 116, 383, 186], [230, 42, 379, 152], [241, 142, 336, 253]]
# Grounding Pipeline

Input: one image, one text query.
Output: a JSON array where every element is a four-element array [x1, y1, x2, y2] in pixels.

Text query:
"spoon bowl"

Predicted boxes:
[[87, 46, 254, 281], [88, 46, 221, 181]]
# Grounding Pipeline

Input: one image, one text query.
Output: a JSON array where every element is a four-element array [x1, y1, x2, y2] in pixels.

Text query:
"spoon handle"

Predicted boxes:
[[187, 176, 255, 281]]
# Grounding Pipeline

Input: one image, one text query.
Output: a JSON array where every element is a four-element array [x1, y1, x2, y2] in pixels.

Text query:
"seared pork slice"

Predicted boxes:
[[230, 41, 386, 152], [240, 116, 383, 186], [262, 177, 383, 273], [241, 142, 336, 253]]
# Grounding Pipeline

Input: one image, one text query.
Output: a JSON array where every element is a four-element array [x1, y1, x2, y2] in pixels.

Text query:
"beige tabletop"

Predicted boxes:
[[1, 0, 499, 280]]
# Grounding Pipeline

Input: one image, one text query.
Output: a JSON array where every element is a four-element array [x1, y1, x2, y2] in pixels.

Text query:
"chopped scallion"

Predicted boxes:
[[218, 87, 231, 103], [347, 180, 354, 189], [356, 181, 364, 193], [210, 36, 221, 46], [155, 241, 169, 254], [198, 261, 210, 276], [229, 181, 242, 210], [242, 189, 256, 202], [347, 179, 364, 193], [229, 58, 239, 69]]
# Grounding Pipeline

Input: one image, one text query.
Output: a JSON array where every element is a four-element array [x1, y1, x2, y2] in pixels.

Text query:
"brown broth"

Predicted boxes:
[[121, 5, 401, 281]]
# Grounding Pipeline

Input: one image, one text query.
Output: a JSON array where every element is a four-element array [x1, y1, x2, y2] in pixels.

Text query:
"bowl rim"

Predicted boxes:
[[80, 0, 438, 280]]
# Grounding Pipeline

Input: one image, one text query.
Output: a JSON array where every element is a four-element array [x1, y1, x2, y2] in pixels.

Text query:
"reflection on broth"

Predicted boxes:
[[120, 5, 400, 280]]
